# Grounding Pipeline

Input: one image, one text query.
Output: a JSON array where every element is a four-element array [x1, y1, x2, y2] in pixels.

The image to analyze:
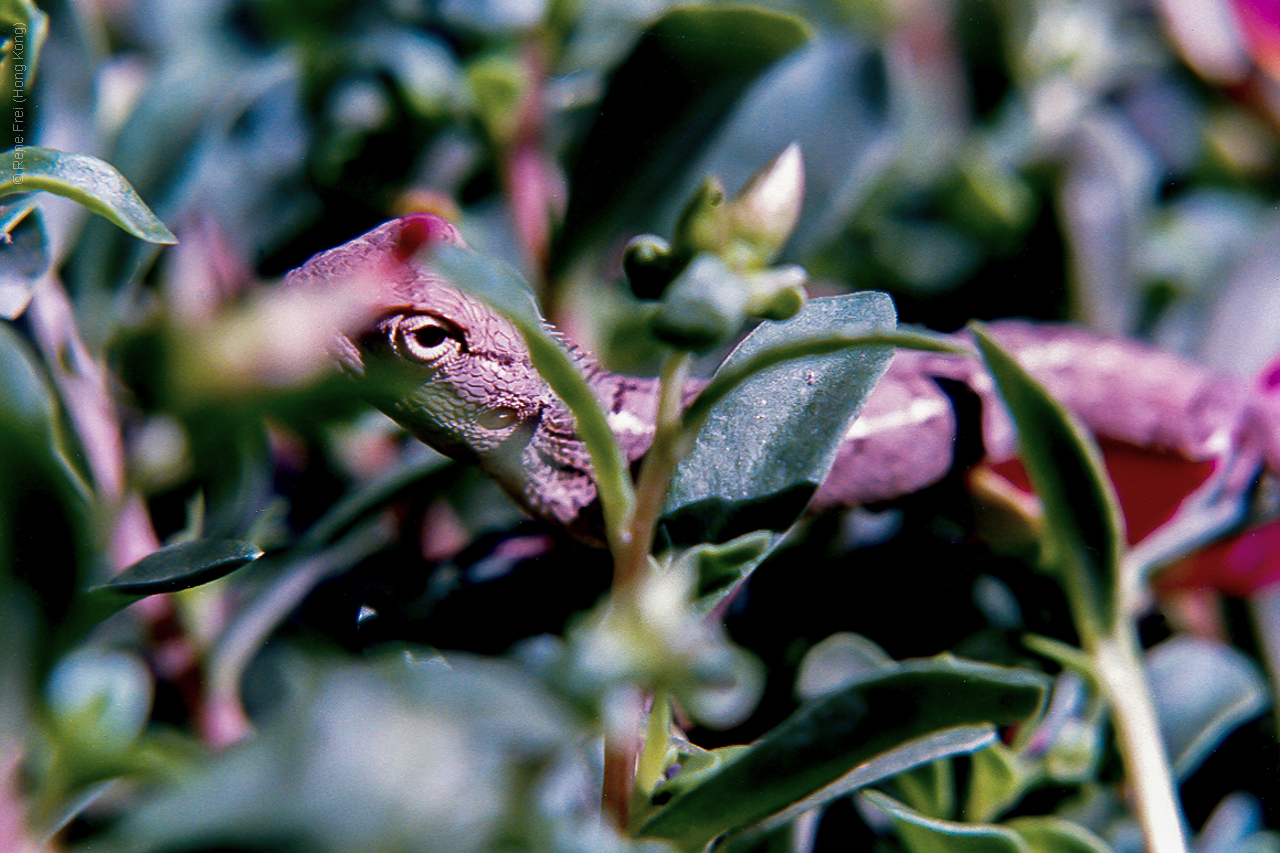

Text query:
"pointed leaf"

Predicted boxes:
[[724, 725, 998, 851], [296, 454, 451, 552], [106, 655, 595, 853], [0, 148, 176, 243], [0, 324, 93, 633], [661, 293, 896, 545], [971, 323, 1125, 637], [1005, 817, 1115, 853], [863, 790, 1031, 853], [965, 743, 1031, 823], [673, 529, 782, 615], [651, 254, 752, 353], [0, 193, 35, 232], [94, 538, 263, 596], [1197, 793, 1269, 853], [894, 758, 956, 820], [636, 657, 1047, 851]]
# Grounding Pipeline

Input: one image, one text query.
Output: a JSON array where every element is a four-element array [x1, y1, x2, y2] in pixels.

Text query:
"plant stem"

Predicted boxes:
[[602, 351, 692, 829], [602, 685, 643, 830], [612, 352, 692, 602], [1090, 627, 1189, 853]]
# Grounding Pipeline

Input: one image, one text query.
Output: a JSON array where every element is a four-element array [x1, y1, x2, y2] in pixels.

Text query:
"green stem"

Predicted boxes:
[[1089, 627, 1188, 853], [602, 351, 692, 830], [612, 352, 692, 604]]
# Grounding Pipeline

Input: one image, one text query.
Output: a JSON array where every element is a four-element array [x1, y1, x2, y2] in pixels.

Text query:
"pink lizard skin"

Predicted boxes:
[[287, 214, 1280, 545]]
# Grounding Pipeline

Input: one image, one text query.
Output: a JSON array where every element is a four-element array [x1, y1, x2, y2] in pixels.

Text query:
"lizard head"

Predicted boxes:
[[285, 214, 554, 465]]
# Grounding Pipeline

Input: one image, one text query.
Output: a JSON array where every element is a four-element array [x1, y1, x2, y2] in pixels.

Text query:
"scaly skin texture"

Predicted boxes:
[[289, 215, 1278, 543], [285, 214, 662, 541]]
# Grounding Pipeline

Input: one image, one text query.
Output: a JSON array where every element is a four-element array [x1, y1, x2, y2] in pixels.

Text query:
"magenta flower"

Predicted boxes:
[[1233, 0, 1280, 80]]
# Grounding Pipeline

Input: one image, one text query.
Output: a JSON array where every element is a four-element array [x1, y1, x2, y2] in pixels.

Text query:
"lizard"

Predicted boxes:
[[286, 213, 1280, 548]]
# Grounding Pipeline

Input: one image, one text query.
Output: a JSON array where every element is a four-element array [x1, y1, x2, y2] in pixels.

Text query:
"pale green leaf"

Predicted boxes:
[[863, 790, 1031, 853], [971, 324, 1124, 638], [0, 147, 176, 243]]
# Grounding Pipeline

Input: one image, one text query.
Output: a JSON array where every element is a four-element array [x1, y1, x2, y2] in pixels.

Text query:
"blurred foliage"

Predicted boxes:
[[6, 0, 1280, 851]]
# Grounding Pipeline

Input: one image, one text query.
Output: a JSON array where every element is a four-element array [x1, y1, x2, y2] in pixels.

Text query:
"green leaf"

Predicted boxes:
[[107, 653, 620, 853], [0, 301, 57, 432], [1197, 793, 1270, 853], [557, 5, 810, 267], [970, 323, 1125, 638], [93, 538, 263, 597], [1146, 636, 1269, 779], [721, 725, 998, 853], [965, 743, 1031, 823], [0, 197, 46, 318], [1022, 635, 1098, 683], [1005, 817, 1114, 853], [863, 790, 1031, 853], [0, 1, 45, 68], [661, 293, 896, 545], [1243, 834, 1280, 853], [466, 54, 525, 143], [894, 758, 956, 820], [0, 296, 95, 502], [796, 632, 894, 701], [45, 646, 154, 761], [635, 657, 1048, 851], [0, 148, 177, 244], [0, 192, 34, 232], [671, 529, 780, 614], [429, 244, 635, 546], [870, 797, 1112, 853], [0, 326, 95, 637], [651, 254, 752, 353]]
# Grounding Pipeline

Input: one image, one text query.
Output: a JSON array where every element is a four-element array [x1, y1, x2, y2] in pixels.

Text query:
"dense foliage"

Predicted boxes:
[[5, 0, 1280, 851]]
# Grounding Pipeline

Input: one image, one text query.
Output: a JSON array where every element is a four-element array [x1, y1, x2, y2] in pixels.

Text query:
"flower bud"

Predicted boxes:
[[651, 254, 750, 353], [672, 178, 730, 258], [728, 142, 805, 265], [623, 234, 677, 299]]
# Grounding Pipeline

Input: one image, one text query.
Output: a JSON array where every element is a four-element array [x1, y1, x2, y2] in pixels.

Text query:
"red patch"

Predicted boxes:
[[987, 439, 1216, 546], [394, 215, 434, 262], [392, 213, 465, 263], [1162, 522, 1280, 597]]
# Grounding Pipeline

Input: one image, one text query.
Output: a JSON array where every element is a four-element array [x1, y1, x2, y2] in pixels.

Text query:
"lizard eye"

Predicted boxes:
[[391, 314, 462, 364], [478, 407, 520, 431]]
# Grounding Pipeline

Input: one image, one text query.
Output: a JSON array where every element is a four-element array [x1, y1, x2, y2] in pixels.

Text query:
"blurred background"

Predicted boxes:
[[37, 0, 1280, 368], [11, 0, 1280, 850]]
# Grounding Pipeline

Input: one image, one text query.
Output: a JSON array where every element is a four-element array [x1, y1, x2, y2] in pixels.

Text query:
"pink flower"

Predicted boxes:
[[1232, 0, 1280, 81], [959, 323, 1280, 598]]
